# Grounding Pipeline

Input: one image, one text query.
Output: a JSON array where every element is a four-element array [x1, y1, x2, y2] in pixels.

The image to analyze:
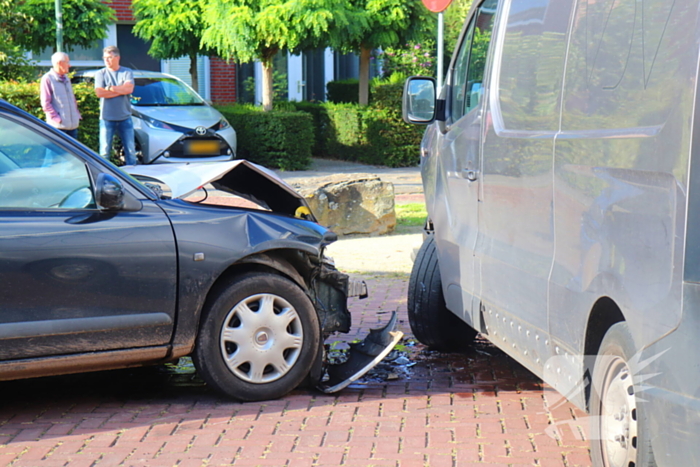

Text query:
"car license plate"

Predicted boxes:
[[186, 140, 220, 155]]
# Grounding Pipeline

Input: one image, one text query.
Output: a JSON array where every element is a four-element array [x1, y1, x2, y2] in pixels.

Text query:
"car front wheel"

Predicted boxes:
[[193, 272, 320, 401]]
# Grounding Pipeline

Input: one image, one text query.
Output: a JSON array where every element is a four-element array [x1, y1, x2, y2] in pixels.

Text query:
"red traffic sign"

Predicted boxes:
[[421, 0, 452, 13]]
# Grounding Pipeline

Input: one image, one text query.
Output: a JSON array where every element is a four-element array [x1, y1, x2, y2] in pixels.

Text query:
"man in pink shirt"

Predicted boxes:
[[40, 52, 81, 139]]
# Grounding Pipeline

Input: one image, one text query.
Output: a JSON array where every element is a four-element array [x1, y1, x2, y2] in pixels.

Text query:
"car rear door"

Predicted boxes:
[[0, 110, 177, 360]]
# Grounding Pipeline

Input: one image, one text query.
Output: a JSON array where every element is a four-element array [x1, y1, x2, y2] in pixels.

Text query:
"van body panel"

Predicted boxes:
[[642, 281, 700, 466], [478, 0, 571, 376], [551, 0, 696, 354], [410, 0, 700, 463]]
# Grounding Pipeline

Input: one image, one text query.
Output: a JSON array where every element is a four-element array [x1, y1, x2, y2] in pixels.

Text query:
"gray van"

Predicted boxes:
[[403, 0, 700, 466]]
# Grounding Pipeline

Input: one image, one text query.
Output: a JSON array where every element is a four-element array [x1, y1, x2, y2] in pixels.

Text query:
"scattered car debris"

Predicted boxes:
[[319, 311, 403, 393]]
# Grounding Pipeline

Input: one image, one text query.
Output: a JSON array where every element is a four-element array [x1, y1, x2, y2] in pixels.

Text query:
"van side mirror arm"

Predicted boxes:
[[435, 99, 446, 122]]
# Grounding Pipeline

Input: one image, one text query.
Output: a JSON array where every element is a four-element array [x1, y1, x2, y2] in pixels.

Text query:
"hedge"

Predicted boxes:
[[288, 80, 424, 167], [326, 78, 360, 104], [284, 101, 327, 157], [216, 105, 313, 170], [0, 80, 101, 152]]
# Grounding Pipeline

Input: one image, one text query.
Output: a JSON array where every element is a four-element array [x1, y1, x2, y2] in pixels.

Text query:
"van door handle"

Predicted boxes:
[[462, 169, 478, 181]]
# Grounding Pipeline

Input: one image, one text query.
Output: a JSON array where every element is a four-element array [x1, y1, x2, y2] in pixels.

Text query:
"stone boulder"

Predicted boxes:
[[296, 173, 396, 236]]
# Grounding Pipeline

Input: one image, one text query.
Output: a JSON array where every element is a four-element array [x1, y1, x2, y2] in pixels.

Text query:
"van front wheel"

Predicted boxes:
[[407, 235, 477, 351]]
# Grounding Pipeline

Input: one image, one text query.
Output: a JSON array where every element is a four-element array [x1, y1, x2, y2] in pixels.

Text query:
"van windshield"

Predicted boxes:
[[131, 77, 205, 106]]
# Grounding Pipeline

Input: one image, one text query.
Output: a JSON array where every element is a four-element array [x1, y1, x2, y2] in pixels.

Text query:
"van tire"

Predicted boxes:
[[407, 235, 477, 351], [193, 272, 320, 401], [589, 322, 656, 467]]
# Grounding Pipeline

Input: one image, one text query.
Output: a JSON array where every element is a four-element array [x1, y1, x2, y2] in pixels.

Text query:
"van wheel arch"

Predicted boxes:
[[583, 297, 625, 408]]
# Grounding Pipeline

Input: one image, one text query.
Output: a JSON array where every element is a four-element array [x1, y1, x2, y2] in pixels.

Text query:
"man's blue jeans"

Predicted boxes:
[[100, 118, 137, 165]]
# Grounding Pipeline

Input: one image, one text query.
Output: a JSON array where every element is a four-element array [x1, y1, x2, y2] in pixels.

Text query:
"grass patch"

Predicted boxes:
[[396, 203, 427, 227]]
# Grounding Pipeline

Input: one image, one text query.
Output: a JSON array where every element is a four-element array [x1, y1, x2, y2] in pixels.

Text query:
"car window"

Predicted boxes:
[[0, 115, 96, 209], [450, 0, 498, 122], [131, 77, 204, 106]]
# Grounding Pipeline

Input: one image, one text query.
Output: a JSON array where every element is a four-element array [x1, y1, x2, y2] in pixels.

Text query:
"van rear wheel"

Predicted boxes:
[[589, 322, 656, 467], [407, 235, 477, 351]]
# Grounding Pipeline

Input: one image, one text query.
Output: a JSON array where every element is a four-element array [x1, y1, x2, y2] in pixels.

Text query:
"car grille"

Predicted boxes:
[[166, 137, 230, 158]]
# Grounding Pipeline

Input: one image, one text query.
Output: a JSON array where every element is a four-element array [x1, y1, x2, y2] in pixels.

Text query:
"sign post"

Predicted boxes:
[[421, 0, 453, 92]]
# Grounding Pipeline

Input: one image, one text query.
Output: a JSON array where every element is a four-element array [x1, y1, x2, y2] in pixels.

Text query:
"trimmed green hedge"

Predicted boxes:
[[0, 80, 101, 151], [284, 101, 327, 157], [326, 78, 360, 104], [288, 80, 423, 167], [217, 105, 313, 170]]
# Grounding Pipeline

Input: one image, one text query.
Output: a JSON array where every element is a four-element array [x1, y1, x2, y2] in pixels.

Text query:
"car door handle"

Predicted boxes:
[[462, 169, 478, 181]]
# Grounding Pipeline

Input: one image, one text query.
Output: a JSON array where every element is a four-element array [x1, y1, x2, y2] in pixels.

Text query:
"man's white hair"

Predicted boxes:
[[51, 52, 69, 66]]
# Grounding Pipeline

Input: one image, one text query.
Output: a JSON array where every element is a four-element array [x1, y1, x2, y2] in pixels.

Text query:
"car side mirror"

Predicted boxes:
[[96, 173, 125, 210], [402, 77, 437, 124]]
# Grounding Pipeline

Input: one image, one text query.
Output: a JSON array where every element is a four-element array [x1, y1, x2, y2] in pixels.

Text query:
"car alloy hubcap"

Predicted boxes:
[[599, 356, 638, 467], [220, 293, 303, 384]]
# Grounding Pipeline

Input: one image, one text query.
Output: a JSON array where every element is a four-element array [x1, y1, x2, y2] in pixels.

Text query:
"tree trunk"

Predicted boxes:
[[359, 46, 371, 106], [262, 62, 274, 111], [189, 53, 199, 94]]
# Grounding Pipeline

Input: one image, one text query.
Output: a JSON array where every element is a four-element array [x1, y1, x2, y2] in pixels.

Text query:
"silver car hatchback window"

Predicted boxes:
[[131, 77, 204, 106]]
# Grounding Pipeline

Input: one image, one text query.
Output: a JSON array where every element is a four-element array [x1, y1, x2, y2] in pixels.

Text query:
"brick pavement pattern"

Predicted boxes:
[[0, 275, 591, 467]]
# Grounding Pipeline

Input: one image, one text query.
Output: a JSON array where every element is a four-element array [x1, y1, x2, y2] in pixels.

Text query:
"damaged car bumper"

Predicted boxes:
[[124, 161, 402, 394]]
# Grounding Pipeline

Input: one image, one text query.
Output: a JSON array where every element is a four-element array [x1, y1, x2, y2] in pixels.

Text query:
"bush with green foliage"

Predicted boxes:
[[378, 41, 436, 78], [216, 105, 313, 170], [0, 79, 101, 151], [326, 79, 360, 104], [284, 101, 329, 157], [323, 103, 365, 161], [283, 74, 423, 168]]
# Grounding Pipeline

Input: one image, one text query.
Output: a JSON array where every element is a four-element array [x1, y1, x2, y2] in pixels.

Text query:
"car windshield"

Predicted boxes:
[[131, 77, 204, 106]]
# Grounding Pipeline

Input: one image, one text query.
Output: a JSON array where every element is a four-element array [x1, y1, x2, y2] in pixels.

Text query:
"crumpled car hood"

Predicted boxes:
[[123, 160, 315, 221]]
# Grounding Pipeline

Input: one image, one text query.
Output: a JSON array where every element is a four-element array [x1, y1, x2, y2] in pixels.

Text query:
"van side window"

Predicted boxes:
[[497, 0, 572, 131], [449, 0, 498, 122]]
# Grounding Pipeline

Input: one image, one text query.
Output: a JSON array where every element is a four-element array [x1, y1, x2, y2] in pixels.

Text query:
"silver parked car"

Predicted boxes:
[[75, 70, 236, 164]]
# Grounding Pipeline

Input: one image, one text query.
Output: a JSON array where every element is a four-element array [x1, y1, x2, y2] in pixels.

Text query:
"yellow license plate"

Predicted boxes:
[[186, 140, 220, 155]]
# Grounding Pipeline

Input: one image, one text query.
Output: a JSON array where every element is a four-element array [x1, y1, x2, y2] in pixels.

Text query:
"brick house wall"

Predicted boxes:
[[209, 57, 238, 104], [104, 0, 237, 104], [110, 0, 134, 21]]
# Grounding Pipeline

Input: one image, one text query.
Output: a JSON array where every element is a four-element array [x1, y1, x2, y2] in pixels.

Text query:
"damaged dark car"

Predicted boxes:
[[0, 100, 400, 401]]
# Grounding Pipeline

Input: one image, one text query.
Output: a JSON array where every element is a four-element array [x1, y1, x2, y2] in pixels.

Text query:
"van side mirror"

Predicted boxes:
[[402, 77, 437, 124], [96, 173, 125, 210]]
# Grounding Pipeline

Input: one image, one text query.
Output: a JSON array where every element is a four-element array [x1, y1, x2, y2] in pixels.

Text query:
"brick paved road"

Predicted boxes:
[[0, 275, 591, 467]]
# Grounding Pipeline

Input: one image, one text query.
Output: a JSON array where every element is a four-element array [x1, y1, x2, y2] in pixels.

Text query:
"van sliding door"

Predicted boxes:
[[478, 0, 573, 377]]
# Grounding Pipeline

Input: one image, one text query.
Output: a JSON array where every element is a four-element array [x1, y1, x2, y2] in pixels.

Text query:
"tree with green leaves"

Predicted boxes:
[[444, 0, 474, 56], [16, 0, 114, 54], [201, 0, 363, 111], [0, 0, 36, 81], [133, 0, 212, 92], [339, 0, 433, 106]]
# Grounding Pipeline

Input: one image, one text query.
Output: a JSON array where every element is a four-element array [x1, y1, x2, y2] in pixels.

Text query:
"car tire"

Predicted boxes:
[[407, 234, 477, 351], [589, 322, 657, 467], [193, 272, 320, 401]]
